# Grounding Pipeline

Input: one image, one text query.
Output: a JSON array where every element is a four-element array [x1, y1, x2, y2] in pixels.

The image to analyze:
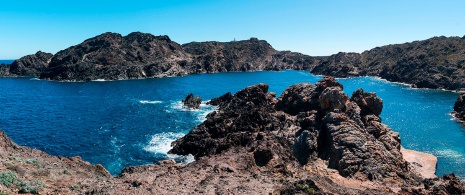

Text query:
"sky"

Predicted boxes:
[[1, 0, 464, 59]]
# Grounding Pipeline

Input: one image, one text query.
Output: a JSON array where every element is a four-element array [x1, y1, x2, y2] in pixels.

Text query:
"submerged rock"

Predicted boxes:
[[182, 93, 202, 109]]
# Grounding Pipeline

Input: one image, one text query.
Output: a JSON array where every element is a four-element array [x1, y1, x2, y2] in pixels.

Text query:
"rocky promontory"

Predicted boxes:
[[1, 77, 464, 194], [453, 93, 465, 121], [0, 51, 53, 77], [311, 36, 465, 90]]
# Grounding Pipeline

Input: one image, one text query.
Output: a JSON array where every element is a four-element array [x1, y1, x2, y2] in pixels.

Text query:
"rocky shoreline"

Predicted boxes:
[[1, 77, 464, 194], [1, 32, 465, 92]]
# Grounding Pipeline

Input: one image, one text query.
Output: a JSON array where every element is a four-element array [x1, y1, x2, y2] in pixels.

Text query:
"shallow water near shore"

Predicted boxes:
[[0, 70, 464, 178]]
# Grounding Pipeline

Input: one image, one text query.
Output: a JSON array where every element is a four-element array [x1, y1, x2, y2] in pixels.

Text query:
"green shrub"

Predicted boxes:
[[26, 159, 41, 167], [3, 161, 14, 167], [16, 180, 38, 194], [33, 179, 46, 187], [70, 184, 80, 191], [63, 170, 71, 175], [0, 171, 18, 187], [13, 157, 22, 163]]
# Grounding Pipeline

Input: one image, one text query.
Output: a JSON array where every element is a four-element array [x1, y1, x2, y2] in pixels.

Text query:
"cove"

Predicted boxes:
[[0, 70, 463, 178]]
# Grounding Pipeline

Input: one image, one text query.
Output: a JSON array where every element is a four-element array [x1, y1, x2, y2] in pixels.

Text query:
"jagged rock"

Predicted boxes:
[[182, 93, 202, 109], [0, 64, 9, 76], [453, 93, 465, 121], [275, 83, 319, 115], [171, 77, 429, 187], [170, 83, 279, 158], [4, 51, 53, 77], [351, 88, 383, 116], [207, 92, 233, 107]]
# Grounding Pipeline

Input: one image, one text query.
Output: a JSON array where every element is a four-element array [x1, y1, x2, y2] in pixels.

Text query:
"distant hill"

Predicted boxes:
[[311, 36, 465, 90], [36, 32, 316, 81], [1, 32, 465, 90]]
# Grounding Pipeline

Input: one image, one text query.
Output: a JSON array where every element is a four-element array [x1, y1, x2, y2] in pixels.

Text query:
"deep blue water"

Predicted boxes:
[[0, 60, 14, 65], [0, 71, 464, 178]]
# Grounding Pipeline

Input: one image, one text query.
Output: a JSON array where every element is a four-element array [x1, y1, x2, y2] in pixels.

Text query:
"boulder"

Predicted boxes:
[[182, 93, 202, 109], [453, 93, 465, 121]]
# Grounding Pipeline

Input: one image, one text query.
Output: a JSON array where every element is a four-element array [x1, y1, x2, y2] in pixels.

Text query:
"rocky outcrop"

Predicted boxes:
[[0, 130, 110, 194], [0, 64, 9, 76], [311, 36, 465, 90], [39, 32, 191, 81], [0, 51, 53, 77], [207, 92, 233, 107], [182, 93, 202, 109], [453, 93, 465, 121], [170, 77, 464, 193]]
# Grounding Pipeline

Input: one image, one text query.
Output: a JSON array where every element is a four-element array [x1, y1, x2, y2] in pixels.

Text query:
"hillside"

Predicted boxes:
[[311, 36, 465, 90]]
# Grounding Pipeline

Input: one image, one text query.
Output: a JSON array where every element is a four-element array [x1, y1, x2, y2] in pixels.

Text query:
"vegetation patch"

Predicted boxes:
[[0, 171, 18, 187]]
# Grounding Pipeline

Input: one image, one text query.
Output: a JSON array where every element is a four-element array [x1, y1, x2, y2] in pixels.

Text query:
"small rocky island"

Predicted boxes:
[[182, 93, 202, 109], [0, 77, 464, 194]]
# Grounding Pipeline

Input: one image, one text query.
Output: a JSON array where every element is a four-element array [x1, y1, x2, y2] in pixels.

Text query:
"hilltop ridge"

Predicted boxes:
[[1, 32, 465, 91]]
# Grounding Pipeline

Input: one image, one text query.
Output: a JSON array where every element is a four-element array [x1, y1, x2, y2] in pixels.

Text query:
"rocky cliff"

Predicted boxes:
[[453, 93, 465, 121], [311, 36, 465, 90], [39, 32, 191, 81], [37, 32, 317, 81], [0, 51, 53, 77], [1, 77, 464, 194], [4, 32, 465, 91]]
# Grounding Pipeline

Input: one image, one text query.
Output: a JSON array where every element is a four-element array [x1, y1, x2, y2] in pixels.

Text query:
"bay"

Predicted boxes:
[[0, 71, 463, 178]]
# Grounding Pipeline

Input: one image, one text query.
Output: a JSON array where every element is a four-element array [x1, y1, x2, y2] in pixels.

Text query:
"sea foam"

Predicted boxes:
[[139, 100, 163, 104], [143, 132, 195, 164]]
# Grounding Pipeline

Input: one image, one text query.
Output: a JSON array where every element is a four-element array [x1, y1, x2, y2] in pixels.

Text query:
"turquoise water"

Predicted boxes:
[[0, 71, 463, 178]]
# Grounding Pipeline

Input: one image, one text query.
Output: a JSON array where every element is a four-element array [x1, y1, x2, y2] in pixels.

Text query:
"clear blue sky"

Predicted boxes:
[[1, 0, 464, 59]]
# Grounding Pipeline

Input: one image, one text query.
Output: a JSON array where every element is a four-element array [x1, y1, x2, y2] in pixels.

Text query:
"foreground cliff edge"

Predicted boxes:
[[1, 77, 464, 194]]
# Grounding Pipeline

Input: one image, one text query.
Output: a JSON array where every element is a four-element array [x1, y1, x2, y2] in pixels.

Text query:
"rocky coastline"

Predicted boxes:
[[1, 77, 464, 194], [1, 32, 465, 92], [453, 93, 465, 121]]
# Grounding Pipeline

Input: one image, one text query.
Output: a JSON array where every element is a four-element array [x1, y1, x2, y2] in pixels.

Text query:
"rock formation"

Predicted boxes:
[[310, 36, 465, 90], [39, 32, 191, 81], [3, 32, 465, 91], [37, 32, 317, 81], [453, 93, 465, 121], [1, 77, 464, 194], [207, 92, 232, 107], [182, 93, 202, 109], [0, 51, 53, 77]]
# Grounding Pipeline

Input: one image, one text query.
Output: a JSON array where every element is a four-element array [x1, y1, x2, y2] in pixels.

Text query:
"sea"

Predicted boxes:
[[0, 70, 464, 178], [0, 60, 14, 65]]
